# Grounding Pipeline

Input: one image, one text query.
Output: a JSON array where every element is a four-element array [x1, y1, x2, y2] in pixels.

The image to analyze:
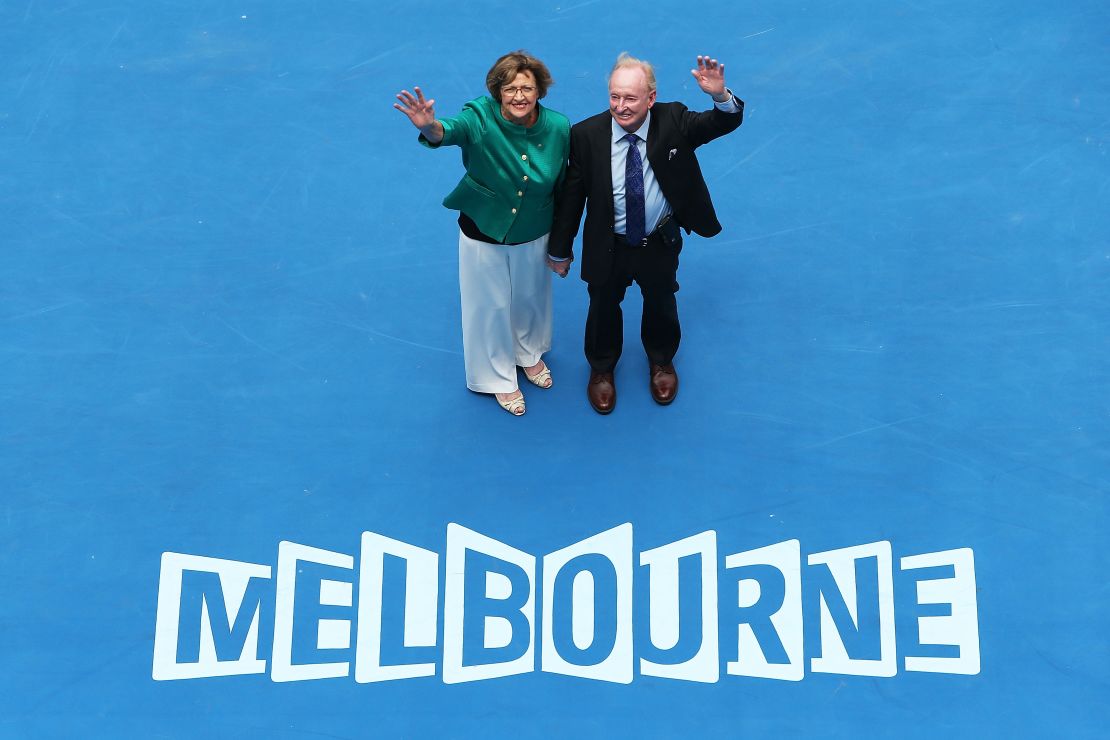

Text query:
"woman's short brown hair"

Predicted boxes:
[[486, 50, 554, 101]]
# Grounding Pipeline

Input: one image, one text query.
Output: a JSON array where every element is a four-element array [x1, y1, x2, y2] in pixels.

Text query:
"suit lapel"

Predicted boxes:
[[645, 106, 665, 169], [645, 105, 675, 199], [594, 114, 615, 222]]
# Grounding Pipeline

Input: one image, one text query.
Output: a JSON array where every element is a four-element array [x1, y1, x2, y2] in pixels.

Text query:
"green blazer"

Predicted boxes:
[[421, 96, 570, 244]]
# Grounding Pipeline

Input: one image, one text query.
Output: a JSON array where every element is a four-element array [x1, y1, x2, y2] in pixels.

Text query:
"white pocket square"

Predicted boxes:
[[668, 148, 678, 160]]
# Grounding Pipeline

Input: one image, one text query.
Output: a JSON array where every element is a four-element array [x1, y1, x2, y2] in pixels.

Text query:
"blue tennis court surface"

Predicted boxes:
[[2, 0, 1107, 736]]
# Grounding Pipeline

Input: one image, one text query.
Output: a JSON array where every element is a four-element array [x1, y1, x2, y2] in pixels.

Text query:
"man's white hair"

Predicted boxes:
[[609, 52, 657, 93]]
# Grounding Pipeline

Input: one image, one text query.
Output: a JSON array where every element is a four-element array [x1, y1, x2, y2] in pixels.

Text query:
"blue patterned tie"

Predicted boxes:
[[622, 132, 646, 245]]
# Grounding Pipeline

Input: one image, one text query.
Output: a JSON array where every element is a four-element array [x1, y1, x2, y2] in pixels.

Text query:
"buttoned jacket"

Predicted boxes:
[[549, 100, 743, 283], [421, 96, 570, 244]]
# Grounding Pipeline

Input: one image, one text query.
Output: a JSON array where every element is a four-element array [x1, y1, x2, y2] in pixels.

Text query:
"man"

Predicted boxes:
[[548, 53, 744, 414]]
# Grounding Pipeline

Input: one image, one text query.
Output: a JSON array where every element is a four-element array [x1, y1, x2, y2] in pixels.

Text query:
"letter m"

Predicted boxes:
[[152, 552, 272, 680]]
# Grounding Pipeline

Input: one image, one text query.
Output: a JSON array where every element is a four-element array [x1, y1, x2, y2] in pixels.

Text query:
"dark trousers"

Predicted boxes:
[[584, 220, 682, 373]]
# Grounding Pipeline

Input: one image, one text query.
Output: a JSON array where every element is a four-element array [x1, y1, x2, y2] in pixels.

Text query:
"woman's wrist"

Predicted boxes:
[[420, 121, 444, 143]]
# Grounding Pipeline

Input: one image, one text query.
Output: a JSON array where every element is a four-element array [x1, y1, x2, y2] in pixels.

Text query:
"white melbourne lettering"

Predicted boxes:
[[152, 524, 981, 684]]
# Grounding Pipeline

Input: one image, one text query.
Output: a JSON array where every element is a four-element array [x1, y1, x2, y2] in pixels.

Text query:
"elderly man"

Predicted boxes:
[[548, 54, 743, 414]]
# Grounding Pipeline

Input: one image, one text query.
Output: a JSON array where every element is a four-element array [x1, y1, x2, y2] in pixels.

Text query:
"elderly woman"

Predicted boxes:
[[394, 51, 570, 416]]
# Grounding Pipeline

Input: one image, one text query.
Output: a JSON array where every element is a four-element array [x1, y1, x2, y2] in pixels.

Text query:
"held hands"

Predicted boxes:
[[394, 86, 443, 142], [690, 55, 727, 99], [546, 256, 572, 278]]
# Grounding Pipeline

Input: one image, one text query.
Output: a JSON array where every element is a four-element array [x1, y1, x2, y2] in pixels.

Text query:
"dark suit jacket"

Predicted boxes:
[[549, 100, 743, 284]]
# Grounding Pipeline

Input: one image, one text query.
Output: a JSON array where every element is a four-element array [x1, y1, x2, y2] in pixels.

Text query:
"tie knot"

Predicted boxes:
[[622, 132, 640, 145]]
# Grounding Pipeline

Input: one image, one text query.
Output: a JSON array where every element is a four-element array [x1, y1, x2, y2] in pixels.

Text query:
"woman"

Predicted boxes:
[[394, 51, 570, 416]]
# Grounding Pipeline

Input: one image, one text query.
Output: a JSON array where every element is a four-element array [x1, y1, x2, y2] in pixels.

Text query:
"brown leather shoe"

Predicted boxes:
[[649, 364, 678, 405], [587, 371, 616, 415]]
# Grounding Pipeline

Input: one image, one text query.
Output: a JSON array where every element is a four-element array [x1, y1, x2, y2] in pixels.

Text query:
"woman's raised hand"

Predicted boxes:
[[394, 86, 436, 129]]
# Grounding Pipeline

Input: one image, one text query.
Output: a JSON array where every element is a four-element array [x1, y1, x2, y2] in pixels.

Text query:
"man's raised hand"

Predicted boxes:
[[690, 56, 727, 98]]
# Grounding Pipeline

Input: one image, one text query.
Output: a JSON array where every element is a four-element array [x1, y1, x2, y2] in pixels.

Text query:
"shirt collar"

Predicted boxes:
[[611, 110, 651, 145]]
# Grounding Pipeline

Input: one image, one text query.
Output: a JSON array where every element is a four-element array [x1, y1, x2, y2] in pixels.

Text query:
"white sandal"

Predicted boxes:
[[523, 361, 553, 389], [496, 391, 526, 416]]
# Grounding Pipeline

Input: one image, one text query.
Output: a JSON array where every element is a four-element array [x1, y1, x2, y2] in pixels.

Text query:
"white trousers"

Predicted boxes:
[[458, 229, 552, 393]]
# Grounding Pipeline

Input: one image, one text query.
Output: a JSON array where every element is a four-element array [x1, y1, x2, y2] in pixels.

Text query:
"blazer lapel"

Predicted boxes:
[[594, 115, 615, 223], [644, 107, 675, 199], [645, 109, 666, 169]]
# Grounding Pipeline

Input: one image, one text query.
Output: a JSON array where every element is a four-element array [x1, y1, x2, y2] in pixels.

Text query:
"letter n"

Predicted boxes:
[[152, 552, 272, 680], [808, 541, 897, 677]]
